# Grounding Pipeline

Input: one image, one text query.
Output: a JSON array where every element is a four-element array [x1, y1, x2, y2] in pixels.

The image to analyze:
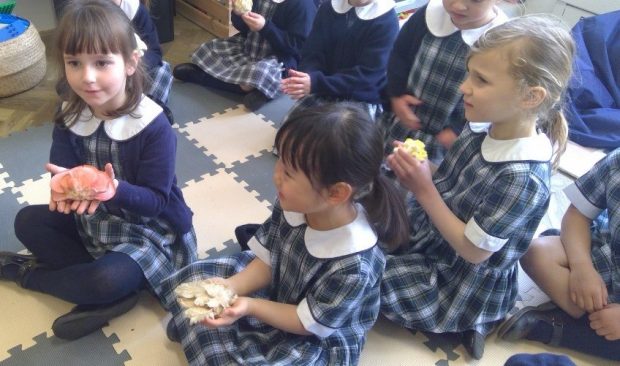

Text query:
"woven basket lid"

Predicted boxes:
[[0, 21, 47, 97]]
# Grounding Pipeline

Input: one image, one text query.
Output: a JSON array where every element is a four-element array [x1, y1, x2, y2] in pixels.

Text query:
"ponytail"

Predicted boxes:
[[545, 107, 568, 171], [359, 175, 409, 252]]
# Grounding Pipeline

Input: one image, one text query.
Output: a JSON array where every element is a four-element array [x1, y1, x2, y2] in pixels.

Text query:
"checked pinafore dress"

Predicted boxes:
[[563, 148, 620, 303], [191, 0, 283, 99], [160, 202, 385, 365], [381, 32, 468, 163], [381, 124, 553, 336], [74, 117, 197, 298]]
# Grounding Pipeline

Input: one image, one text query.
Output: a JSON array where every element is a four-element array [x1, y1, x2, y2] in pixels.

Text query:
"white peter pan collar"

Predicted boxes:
[[66, 96, 162, 141], [470, 122, 552, 163], [119, 0, 139, 19], [425, 0, 508, 46], [282, 203, 378, 259], [331, 0, 395, 20]]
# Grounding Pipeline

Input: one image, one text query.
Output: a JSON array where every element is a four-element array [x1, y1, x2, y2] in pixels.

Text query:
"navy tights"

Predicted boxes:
[[14, 205, 145, 305]]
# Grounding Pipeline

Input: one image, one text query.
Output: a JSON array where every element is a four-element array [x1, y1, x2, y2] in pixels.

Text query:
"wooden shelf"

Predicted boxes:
[[176, 0, 237, 38]]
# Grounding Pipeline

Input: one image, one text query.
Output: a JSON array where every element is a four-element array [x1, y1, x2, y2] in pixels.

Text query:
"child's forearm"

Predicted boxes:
[[247, 298, 312, 336], [418, 189, 492, 264], [228, 258, 272, 296], [561, 205, 595, 270]]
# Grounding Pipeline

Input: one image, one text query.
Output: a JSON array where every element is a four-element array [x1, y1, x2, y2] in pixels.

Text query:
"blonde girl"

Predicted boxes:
[[0, 0, 196, 340], [380, 15, 574, 360]]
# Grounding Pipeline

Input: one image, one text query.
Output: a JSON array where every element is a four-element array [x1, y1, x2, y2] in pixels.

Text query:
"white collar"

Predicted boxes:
[[425, 0, 508, 46], [331, 0, 395, 20], [470, 123, 552, 163], [66, 96, 162, 141], [119, 0, 139, 19], [282, 203, 378, 259]]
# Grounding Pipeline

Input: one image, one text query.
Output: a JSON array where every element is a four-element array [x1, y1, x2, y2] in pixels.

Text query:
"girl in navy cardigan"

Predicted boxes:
[[0, 0, 197, 341], [173, 0, 316, 111], [281, 0, 398, 120]]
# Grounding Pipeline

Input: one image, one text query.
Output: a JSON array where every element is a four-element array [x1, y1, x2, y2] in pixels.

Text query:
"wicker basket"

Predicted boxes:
[[0, 19, 47, 97]]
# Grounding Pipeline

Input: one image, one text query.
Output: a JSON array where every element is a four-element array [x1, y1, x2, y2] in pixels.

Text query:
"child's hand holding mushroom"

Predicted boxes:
[[48, 163, 117, 215]]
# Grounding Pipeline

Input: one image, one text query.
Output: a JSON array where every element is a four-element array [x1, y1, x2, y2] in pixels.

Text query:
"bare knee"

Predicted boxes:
[[520, 235, 563, 273]]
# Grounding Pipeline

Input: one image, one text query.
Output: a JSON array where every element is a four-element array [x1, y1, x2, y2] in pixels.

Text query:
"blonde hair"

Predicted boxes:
[[53, 0, 146, 127], [469, 14, 575, 169]]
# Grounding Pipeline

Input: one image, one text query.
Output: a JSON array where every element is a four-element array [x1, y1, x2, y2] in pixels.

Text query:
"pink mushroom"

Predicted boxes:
[[50, 165, 115, 201]]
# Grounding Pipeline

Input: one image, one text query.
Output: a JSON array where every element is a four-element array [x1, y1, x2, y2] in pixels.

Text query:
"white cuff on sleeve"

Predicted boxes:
[[465, 219, 508, 252], [297, 298, 336, 338], [564, 184, 603, 220], [247, 237, 271, 266]]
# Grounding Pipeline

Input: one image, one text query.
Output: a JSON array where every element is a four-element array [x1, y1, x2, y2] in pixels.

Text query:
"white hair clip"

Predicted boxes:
[[133, 32, 147, 57]]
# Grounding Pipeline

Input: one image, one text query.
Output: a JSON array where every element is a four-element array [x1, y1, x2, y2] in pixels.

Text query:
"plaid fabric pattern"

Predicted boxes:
[[191, 0, 282, 98], [146, 61, 173, 105], [381, 126, 552, 336], [382, 32, 468, 163], [75, 126, 197, 298], [159, 202, 385, 365], [285, 94, 382, 122], [571, 148, 620, 302]]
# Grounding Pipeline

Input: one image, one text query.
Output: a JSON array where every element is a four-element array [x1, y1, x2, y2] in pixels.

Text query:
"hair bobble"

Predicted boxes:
[[133, 33, 147, 57], [353, 182, 374, 201]]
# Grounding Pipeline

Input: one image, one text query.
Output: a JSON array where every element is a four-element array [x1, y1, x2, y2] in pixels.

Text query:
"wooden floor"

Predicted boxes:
[[0, 15, 215, 138]]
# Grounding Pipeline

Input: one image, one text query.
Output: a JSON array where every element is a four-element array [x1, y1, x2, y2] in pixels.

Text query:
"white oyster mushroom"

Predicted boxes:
[[184, 307, 216, 324], [174, 280, 238, 324], [233, 0, 253, 14], [175, 282, 205, 299]]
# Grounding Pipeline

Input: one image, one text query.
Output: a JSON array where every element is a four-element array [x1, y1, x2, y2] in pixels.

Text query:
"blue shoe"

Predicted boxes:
[[243, 90, 271, 112], [166, 319, 180, 343], [52, 292, 139, 340], [0, 251, 38, 286], [460, 329, 485, 360], [497, 302, 564, 345]]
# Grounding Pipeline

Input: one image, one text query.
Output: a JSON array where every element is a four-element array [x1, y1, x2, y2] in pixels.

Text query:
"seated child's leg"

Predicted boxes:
[[502, 304, 620, 361], [173, 63, 244, 94], [14, 205, 92, 268], [26, 251, 145, 305], [560, 314, 620, 361], [520, 235, 584, 318]]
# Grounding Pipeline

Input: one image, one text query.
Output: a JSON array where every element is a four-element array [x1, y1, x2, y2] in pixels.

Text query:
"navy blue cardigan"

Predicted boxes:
[[299, 2, 399, 104], [50, 112, 193, 235], [385, 6, 427, 98], [132, 3, 164, 70], [231, 0, 317, 71]]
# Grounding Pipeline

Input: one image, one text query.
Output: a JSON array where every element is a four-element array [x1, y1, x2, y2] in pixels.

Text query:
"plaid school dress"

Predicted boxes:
[[146, 61, 173, 105], [72, 105, 197, 298], [381, 33, 468, 163], [160, 202, 385, 365], [191, 0, 283, 99], [381, 123, 553, 336], [563, 148, 620, 303]]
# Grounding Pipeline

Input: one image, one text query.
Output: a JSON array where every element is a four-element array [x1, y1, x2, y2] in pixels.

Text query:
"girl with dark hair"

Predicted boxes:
[[160, 102, 408, 365], [0, 0, 197, 340], [173, 0, 316, 111]]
